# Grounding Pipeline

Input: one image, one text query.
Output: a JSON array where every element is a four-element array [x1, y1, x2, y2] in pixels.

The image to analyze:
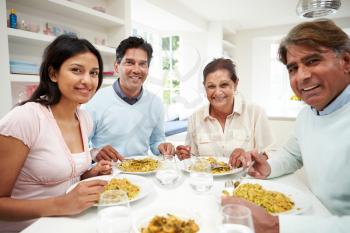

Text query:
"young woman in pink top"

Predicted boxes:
[[0, 35, 112, 232]]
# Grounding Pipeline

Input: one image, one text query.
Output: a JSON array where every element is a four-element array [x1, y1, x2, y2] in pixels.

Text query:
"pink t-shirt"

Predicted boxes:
[[0, 102, 93, 232]]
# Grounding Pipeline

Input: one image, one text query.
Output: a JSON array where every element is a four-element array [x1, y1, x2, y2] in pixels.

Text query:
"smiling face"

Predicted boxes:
[[50, 52, 99, 105], [286, 45, 350, 111], [115, 48, 149, 98], [204, 69, 238, 112]]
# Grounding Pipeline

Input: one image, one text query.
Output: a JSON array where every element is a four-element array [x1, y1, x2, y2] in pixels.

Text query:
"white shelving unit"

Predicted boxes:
[[0, 0, 131, 117], [222, 27, 236, 60], [10, 74, 39, 83], [8, 28, 116, 56]]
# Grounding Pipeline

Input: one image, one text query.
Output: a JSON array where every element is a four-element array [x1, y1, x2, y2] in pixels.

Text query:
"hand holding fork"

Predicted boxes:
[[228, 149, 270, 180]]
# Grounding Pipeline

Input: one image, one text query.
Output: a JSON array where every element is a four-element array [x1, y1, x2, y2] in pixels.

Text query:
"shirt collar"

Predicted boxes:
[[112, 79, 143, 105], [202, 92, 244, 120], [312, 84, 350, 116]]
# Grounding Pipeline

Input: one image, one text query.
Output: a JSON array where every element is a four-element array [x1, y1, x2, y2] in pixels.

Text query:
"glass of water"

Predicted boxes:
[[220, 204, 255, 233], [97, 190, 132, 233], [155, 156, 180, 187], [189, 158, 213, 193]]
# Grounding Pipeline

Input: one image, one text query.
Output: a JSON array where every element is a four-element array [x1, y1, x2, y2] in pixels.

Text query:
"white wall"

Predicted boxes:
[[206, 22, 223, 60], [235, 24, 292, 102], [268, 118, 295, 147], [155, 30, 209, 120]]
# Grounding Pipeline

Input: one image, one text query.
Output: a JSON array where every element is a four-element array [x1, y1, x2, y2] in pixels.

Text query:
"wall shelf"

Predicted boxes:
[[8, 28, 116, 56], [10, 74, 40, 83], [14, 0, 125, 27], [1, 0, 130, 116]]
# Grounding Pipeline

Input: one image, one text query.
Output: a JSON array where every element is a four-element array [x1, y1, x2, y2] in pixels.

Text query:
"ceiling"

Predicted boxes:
[[132, 0, 350, 32], [176, 0, 350, 31]]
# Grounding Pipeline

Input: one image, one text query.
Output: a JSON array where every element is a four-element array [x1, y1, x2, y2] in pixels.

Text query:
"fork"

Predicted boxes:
[[224, 160, 255, 189], [190, 152, 200, 158], [239, 160, 255, 179], [211, 163, 229, 169], [224, 179, 241, 189]]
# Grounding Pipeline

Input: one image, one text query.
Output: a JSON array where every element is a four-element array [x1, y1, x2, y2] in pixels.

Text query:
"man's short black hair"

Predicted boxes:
[[116, 36, 153, 66]]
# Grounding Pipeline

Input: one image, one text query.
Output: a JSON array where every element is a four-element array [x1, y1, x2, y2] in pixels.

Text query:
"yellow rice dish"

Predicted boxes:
[[104, 178, 140, 200], [141, 214, 200, 233], [118, 158, 159, 172], [206, 157, 231, 174], [223, 183, 295, 214]]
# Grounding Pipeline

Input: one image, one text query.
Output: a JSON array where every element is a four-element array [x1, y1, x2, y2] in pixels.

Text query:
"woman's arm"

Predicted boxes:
[[0, 135, 106, 220]]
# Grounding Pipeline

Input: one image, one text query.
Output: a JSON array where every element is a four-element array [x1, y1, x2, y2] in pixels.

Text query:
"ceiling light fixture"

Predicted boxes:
[[296, 0, 341, 18]]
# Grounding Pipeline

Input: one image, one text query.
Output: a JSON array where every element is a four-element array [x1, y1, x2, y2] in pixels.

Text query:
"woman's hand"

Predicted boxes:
[[175, 145, 191, 160], [81, 160, 112, 179], [60, 179, 107, 216], [93, 160, 112, 175]]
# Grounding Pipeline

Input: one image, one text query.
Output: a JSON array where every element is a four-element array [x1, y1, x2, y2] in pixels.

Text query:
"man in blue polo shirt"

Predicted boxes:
[[84, 36, 174, 161]]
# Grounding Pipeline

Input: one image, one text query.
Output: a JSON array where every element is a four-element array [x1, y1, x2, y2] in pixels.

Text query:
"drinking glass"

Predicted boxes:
[[155, 156, 180, 187], [188, 158, 213, 193], [97, 190, 132, 233], [220, 204, 255, 233]]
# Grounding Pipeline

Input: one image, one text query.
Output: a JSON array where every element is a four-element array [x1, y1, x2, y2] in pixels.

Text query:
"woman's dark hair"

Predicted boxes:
[[203, 58, 238, 83], [278, 19, 350, 65], [19, 34, 103, 106], [116, 36, 153, 66]]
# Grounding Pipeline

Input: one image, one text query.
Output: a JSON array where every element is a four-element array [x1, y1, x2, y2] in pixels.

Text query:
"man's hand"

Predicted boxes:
[[248, 151, 271, 178], [229, 149, 271, 179], [95, 145, 124, 162], [229, 148, 247, 168], [158, 143, 175, 156], [222, 197, 279, 233]]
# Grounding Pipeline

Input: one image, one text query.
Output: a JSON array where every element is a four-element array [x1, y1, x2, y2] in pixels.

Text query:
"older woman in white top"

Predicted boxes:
[[176, 58, 276, 166]]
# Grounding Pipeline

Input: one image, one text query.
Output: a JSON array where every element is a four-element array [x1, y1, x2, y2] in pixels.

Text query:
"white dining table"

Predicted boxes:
[[21, 168, 331, 233]]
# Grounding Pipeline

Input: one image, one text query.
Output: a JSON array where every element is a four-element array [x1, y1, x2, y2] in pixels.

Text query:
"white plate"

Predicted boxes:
[[133, 207, 202, 233], [115, 155, 160, 175], [180, 156, 243, 177], [221, 179, 311, 215], [66, 174, 154, 207]]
